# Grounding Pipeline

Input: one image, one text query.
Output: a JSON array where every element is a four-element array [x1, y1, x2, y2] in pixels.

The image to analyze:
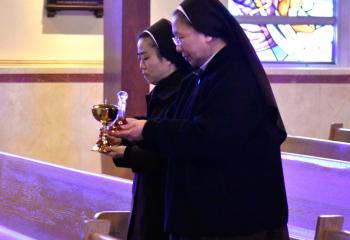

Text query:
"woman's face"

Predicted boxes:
[[137, 37, 171, 85], [171, 14, 211, 68]]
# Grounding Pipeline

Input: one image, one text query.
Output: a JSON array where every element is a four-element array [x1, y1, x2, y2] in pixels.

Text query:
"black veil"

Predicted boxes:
[[178, 0, 287, 142]]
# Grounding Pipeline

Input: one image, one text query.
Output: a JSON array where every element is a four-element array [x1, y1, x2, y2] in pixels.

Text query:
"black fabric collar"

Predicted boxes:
[[147, 69, 187, 102], [197, 46, 229, 81]]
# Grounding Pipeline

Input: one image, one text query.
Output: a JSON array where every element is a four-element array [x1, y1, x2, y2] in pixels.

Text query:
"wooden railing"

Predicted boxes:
[[281, 135, 350, 162]]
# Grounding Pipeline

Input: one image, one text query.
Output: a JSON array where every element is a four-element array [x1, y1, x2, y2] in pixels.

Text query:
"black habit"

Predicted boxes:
[[114, 69, 190, 240], [142, 45, 288, 236], [140, 0, 288, 237]]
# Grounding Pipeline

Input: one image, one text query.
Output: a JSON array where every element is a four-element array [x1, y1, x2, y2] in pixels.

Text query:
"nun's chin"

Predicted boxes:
[[185, 57, 195, 67], [143, 76, 150, 83], [189, 60, 199, 68]]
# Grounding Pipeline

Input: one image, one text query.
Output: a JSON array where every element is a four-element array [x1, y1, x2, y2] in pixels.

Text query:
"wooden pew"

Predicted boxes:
[[282, 153, 350, 240], [86, 153, 350, 240], [315, 215, 350, 240], [0, 151, 132, 240], [281, 135, 350, 162], [329, 123, 350, 143]]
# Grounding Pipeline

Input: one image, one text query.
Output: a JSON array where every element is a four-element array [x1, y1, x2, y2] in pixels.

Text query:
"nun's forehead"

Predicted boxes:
[[171, 10, 193, 32], [171, 18, 197, 38]]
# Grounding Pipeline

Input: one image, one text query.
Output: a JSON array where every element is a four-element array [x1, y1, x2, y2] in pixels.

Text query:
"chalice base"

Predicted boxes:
[[91, 144, 109, 153]]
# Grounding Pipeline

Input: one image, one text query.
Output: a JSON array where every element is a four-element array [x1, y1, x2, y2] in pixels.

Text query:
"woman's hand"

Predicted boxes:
[[113, 118, 147, 141], [105, 134, 122, 146], [102, 145, 126, 158]]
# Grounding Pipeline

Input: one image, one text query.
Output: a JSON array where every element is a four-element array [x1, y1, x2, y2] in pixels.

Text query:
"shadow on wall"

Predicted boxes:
[[41, 5, 103, 35]]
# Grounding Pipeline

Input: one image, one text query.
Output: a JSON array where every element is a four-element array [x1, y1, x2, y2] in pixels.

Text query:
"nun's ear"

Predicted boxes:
[[204, 35, 213, 43], [161, 57, 174, 67]]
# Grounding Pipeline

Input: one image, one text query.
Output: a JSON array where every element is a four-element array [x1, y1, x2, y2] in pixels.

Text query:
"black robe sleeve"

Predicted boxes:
[[113, 146, 163, 173]]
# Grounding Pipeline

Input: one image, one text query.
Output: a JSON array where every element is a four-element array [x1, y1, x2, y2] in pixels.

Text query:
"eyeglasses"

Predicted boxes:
[[172, 36, 183, 46]]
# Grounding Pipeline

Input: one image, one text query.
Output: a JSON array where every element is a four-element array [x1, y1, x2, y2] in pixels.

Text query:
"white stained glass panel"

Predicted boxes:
[[240, 24, 334, 62], [229, 0, 336, 63]]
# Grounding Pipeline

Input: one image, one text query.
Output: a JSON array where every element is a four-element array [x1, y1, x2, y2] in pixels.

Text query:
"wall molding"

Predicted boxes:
[[268, 74, 350, 84], [1, 72, 350, 84], [0, 73, 103, 82], [0, 60, 103, 74]]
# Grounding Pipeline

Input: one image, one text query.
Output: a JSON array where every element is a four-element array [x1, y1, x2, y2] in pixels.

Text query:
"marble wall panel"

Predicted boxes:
[[272, 83, 350, 139], [0, 80, 103, 173], [272, 83, 322, 138], [318, 84, 350, 138]]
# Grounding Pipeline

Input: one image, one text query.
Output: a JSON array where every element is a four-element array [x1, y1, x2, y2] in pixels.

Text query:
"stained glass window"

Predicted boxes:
[[228, 0, 336, 63]]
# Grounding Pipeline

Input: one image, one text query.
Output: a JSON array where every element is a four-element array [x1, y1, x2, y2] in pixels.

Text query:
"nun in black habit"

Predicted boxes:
[[115, 0, 289, 239], [105, 19, 191, 240]]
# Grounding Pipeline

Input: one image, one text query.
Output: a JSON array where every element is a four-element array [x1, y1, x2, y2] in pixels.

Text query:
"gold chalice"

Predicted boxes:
[[91, 103, 118, 152]]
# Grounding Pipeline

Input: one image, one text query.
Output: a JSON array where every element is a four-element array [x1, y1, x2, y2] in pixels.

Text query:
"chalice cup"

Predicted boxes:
[[91, 103, 118, 153]]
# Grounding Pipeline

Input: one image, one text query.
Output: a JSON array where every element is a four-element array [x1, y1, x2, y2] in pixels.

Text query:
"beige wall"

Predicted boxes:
[[0, 81, 103, 172], [272, 82, 350, 138], [0, 0, 104, 172], [0, 0, 103, 62], [0, 0, 349, 174], [151, 0, 227, 23]]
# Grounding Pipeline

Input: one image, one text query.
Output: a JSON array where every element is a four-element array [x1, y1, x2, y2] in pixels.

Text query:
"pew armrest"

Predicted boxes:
[[94, 211, 130, 239], [84, 219, 111, 240], [329, 123, 344, 140], [325, 231, 350, 240], [89, 232, 121, 240], [315, 215, 350, 240]]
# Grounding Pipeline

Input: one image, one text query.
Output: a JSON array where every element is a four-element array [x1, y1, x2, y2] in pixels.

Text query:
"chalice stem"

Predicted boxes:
[[101, 126, 108, 147]]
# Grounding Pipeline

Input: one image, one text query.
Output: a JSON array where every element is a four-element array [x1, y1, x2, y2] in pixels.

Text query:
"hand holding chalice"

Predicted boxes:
[[91, 91, 128, 153], [91, 103, 118, 152]]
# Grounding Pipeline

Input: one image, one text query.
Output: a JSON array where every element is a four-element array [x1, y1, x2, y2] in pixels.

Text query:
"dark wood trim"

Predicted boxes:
[[104, 0, 149, 118], [102, 0, 150, 178], [1, 74, 350, 84], [121, 0, 150, 117], [268, 74, 350, 84], [46, 0, 103, 17], [0, 74, 103, 82]]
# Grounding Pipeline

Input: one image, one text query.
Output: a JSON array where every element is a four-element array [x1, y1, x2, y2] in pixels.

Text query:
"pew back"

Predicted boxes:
[[329, 123, 350, 143], [0, 152, 132, 240], [281, 135, 350, 162], [329, 123, 344, 140], [332, 129, 350, 143]]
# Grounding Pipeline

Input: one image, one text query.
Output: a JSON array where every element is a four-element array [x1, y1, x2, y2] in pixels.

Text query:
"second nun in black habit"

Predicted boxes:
[[115, 0, 289, 239], [105, 19, 191, 240]]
